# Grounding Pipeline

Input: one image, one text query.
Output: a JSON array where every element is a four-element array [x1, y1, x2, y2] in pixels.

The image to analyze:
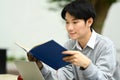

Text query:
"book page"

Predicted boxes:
[[15, 42, 30, 53], [15, 39, 52, 53]]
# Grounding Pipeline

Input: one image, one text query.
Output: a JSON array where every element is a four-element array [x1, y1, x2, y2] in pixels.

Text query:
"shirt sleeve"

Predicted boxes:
[[40, 63, 58, 80], [41, 63, 74, 80], [82, 41, 117, 80], [57, 64, 75, 80]]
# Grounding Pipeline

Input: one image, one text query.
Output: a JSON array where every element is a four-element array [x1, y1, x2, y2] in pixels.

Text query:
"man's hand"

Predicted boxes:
[[27, 53, 43, 70], [62, 51, 91, 69]]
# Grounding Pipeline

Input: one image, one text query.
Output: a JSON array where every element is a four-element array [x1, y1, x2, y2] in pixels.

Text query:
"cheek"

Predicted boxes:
[[76, 24, 87, 35], [76, 24, 84, 32]]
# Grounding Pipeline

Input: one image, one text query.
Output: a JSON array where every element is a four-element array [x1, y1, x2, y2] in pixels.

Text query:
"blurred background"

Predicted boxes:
[[0, 0, 120, 75]]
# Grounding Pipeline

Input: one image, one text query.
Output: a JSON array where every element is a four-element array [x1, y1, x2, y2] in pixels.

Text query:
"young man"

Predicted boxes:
[[27, 0, 119, 80]]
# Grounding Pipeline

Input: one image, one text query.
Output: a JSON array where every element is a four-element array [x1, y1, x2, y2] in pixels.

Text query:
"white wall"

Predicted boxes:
[[0, 0, 68, 58], [102, 2, 120, 61]]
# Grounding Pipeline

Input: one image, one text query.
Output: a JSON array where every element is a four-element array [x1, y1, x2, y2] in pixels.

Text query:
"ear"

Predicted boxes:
[[86, 17, 93, 28]]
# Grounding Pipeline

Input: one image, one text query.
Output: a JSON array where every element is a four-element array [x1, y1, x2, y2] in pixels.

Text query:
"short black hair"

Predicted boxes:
[[61, 0, 96, 22]]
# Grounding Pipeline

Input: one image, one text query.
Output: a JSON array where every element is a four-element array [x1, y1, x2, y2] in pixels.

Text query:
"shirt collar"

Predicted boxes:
[[72, 30, 97, 50], [86, 30, 97, 49]]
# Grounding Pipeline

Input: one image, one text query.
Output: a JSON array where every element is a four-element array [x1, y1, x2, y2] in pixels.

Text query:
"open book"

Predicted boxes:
[[16, 40, 70, 70]]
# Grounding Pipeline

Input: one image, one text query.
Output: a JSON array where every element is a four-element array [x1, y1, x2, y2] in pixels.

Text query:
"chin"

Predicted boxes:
[[69, 36, 77, 40], [69, 34, 78, 39]]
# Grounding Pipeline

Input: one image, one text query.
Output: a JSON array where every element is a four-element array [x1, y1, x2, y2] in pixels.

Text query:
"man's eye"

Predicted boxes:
[[66, 22, 69, 24], [73, 21, 78, 24]]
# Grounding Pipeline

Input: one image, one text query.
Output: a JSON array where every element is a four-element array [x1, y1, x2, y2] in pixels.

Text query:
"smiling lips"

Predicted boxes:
[[69, 32, 76, 36]]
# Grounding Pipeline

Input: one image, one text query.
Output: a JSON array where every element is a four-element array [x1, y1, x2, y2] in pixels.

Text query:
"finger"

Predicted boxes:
[[62, 51, 76, 55], [63, 57, 77, 64], [27, 53, 33, 58], [27, 55, 33, 60], [63, 55, 74, 62], [36, 60, 43, 69], [27, 53, 36, 61]]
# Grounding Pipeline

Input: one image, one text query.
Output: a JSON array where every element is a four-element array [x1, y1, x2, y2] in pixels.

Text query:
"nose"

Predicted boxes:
[[66, 23, 74, 31]]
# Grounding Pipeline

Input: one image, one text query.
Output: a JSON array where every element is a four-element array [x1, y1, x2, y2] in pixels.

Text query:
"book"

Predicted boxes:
[[15, 40, 69, 70]]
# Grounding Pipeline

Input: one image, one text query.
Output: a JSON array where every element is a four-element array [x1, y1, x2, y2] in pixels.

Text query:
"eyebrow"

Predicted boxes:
[[65, 18, 79, 21]]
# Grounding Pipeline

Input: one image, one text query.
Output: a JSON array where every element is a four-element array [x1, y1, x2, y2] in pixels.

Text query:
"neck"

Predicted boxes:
[[78, 31, 92, 49]]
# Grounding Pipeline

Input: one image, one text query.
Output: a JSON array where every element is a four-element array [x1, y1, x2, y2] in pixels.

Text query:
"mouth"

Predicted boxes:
[[69, 32, 76, 36]]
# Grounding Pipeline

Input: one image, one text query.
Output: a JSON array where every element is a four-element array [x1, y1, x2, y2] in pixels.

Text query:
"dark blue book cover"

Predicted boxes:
[[29, 40, 69, 70]]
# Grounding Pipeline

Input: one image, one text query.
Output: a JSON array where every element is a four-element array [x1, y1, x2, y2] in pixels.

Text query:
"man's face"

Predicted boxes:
[[65, 12, 92, 40]]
